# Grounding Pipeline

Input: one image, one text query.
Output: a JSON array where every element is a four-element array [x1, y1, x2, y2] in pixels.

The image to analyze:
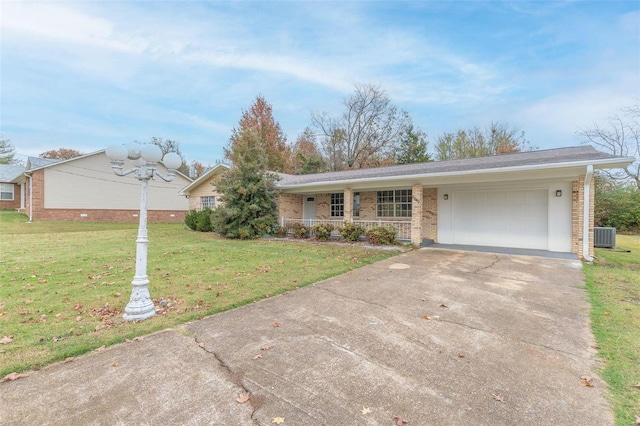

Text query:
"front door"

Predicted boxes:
[[303, 195, 316, 220]]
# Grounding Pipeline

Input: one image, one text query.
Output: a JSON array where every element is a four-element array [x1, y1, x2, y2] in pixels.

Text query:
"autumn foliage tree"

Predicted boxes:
[[213, 129, 280, 239], [228, 96, 291, 173], [291, 127, 326, 174], [39, 148, 83, 160]]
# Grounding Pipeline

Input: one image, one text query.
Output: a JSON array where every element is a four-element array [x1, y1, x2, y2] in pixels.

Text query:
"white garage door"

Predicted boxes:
[[452, 190, 548, 250]]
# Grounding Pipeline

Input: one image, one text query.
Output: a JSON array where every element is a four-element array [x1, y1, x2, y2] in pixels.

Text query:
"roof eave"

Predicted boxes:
[[277, 157, 635, 191]]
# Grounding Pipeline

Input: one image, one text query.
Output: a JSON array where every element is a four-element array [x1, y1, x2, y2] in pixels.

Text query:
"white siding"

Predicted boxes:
[[43, 152, 190, 210]]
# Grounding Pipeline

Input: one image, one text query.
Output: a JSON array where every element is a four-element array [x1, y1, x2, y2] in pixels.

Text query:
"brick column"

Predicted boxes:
[[411, 184, 423, 246], [343, 188, 353, 222]]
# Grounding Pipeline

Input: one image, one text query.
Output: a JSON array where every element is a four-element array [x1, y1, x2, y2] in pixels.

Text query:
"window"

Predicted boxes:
[[330, 193, 344, 217], [377, 189, 412, 217], [201, 196, 215, 210], [353, 192, 360, 217], [0, 184, 14, 201]]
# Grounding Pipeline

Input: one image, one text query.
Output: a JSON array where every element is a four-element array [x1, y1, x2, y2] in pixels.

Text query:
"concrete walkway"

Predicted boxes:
[[0, 249, 611, 425]]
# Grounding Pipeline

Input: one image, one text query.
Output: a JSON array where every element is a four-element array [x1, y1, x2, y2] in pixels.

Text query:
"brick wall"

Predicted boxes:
[[422, 188, 437, 241], [571, 177, 595, 259], [358, 191, 377, 220], [31, 208, 186, 222], [0, 183, 21, 210], [277, 193, 303, 220], [315, 193, 330, 219]]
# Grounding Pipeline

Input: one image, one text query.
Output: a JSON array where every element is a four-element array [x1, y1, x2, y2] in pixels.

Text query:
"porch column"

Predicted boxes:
[[411, 184, 423, 246], [344, 188, 353, 222]]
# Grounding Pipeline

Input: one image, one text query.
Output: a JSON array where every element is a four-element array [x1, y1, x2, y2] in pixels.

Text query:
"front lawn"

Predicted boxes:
[[584, 234, 640, 425], [0, 211, 396, 376]]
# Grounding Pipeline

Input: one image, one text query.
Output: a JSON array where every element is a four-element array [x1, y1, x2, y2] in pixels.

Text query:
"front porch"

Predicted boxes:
[[277, 184, 436, 245]]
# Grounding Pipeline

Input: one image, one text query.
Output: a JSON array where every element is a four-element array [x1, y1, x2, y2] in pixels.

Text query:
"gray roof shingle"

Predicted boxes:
[[0, 165, 26, 182], [27, 156, 60, 170], [277, 145, 624, 187]]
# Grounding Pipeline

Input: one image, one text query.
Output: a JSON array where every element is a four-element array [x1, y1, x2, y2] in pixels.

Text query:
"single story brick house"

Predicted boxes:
[[275, 146, 633, 260], [178, 145, 632, 260], [5, 150, 192, 222]]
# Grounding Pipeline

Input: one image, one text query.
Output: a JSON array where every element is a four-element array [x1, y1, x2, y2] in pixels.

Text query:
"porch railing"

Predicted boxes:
[[280, 218, 411, 241]]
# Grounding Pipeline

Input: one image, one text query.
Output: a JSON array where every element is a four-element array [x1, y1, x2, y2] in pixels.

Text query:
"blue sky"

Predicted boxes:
[[2, 1, 638, 166]]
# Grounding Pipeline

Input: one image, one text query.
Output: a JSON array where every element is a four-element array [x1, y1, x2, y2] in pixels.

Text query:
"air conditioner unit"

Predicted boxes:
[[594, 227, 616, 248]]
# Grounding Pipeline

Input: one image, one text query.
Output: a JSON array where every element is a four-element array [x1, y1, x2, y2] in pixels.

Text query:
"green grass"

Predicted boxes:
[[0, 210, 396, 376], [584, 234, 640, 425]]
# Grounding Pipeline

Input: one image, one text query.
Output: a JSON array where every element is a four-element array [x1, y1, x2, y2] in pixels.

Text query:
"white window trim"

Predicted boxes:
[[0, 183, 14, 201]]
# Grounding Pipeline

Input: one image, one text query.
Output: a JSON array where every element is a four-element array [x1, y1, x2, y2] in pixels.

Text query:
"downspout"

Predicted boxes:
[[582, 165, 594, 262], [25, 173, 33, 222]]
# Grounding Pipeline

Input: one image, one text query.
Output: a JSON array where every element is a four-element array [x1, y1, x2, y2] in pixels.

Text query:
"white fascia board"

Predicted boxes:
[[178, 163, 229, 195], [278, 157, 635, 192]]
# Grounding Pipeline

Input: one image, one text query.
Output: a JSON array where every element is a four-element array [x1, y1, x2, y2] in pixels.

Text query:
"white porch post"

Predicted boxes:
[[411, 184, 423, 246]]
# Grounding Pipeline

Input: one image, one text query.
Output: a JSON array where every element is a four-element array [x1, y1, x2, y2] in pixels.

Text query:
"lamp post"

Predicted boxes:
[[105, 143, 182, 321]]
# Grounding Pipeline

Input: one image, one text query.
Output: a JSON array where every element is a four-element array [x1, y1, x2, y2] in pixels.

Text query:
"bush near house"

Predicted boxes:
[[291, 221, 310, 239], [339, 222, 366, 242], [184, 209, 214, 232], [366, 226, 397, 245], [311, 223, 334, 241]]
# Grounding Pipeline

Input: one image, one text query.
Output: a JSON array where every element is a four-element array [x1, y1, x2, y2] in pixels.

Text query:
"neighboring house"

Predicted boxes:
[[6, 150, 192, 222], [178, 163, 230, 211], [275, 145, 633, 260], [0, 164, 27, 210]]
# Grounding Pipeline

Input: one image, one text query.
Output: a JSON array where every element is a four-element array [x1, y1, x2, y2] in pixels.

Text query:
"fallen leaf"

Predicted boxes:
[[272, 321, 280, 328], [422, 315, 430, 320], [61, 357, 74, 364], [439, 303, 449, 308], [591, 344, 600, 350], [252, 354, 263, 360], [604, 311, 610, 316], [75, 315, 82, 322], [361, 407, 371, 414], [393, 415, 408, 425], [458, 353, 465, 358], [580, 376, 594, 387], [236, 393, 250, 403], [197, 342, 205, 349], [0, 335, 14, 344], [38, 279, 47, 284], [260, 345, 272, 351], [112, 362, 119, 367], [0, 372, 28, 383], [272, 417, 285, 425], [95, 345, 106, 352], [492, 394, 505, 402], [73, 302, 83, 311], [133, 336, 144, 341]]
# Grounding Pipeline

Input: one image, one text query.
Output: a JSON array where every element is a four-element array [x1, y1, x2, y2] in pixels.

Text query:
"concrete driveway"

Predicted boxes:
[[0, 249, 611, 425]]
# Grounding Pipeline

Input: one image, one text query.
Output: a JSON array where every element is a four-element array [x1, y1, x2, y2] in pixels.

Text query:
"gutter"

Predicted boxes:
[[582, 165, 594, 262]]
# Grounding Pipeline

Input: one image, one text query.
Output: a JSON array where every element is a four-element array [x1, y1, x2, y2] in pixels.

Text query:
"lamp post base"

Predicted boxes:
[[123, 278, 156, 321]]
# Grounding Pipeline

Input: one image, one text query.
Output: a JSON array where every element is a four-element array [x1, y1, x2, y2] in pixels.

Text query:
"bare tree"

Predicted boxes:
[[311, 84, 410, 170], [578, 104, 640, 189]]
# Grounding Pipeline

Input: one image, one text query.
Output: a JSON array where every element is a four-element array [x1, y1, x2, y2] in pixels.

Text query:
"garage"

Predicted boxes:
[[451, 189, 549, 250]]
